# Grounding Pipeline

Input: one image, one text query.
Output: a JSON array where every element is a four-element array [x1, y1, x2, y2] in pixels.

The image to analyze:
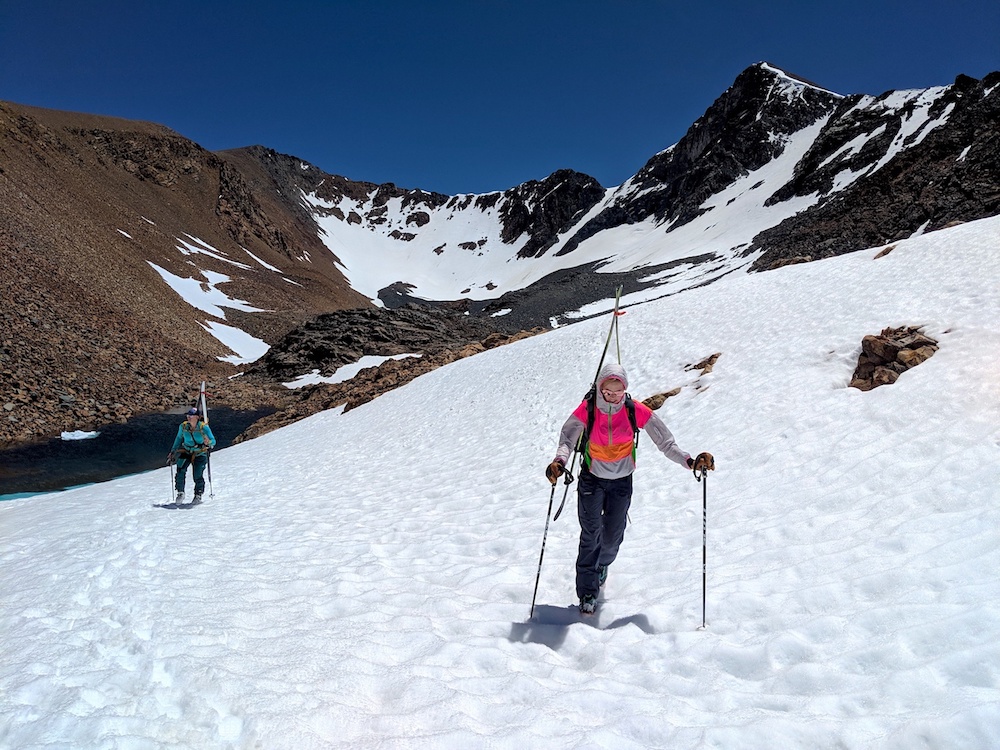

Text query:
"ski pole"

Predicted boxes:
[[206, 452, 214, 499], [167, 455, 175, 502], [695, 467, 708, 630], [529, 467, 574, 619], [552, 453, 577, 521], [529, 484, 556, 620]]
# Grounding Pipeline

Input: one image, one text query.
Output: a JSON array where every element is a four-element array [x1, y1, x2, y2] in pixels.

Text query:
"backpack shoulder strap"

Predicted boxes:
[[577, 385, 597, 468], [624, 395, 638, 435], [625, 394, 640, 458], [585, 385, 597, 434]]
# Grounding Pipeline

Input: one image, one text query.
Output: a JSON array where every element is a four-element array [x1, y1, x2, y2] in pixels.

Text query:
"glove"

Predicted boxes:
[[692, 452, 715, 472], [166, 451, 175, 465], [545, 460, 565, 484]]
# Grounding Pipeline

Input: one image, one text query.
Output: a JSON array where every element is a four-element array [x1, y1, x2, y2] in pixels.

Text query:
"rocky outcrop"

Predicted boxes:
[[642, 389, 681, 411], [500, 169, 606, 258], [640, 353, 721, 411], [241, 305, 521, 384], [72, 127, 212, 187], [850, 327, 939, 390], [233, 328, 539, 442], [750, 72, 1000, 270], [686, 353, 721, 376], [556, 63, 843, 256]]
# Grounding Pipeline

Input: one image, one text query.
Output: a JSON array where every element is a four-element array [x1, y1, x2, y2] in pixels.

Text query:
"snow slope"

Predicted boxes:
[[2, 217, 1000, 748], [301, 72, 969, 313], [302, 68, 845, 308], [304, 115, 832, 306]]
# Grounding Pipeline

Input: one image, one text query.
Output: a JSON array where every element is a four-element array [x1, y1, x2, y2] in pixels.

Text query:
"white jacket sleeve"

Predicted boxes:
[[643, 411, 691, 467], [554, 414, 585, 465]]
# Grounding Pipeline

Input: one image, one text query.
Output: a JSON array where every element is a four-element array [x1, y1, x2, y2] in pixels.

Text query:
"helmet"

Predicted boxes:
[[186, 408, 200, 417]]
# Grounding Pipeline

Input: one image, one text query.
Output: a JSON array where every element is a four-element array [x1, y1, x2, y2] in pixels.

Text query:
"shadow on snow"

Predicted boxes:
[[508, 603, 657, 650]]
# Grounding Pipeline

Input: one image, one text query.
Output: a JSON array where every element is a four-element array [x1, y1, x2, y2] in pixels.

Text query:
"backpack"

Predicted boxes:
[[180, 419, 209, 454], [578, 383, 640, 469]]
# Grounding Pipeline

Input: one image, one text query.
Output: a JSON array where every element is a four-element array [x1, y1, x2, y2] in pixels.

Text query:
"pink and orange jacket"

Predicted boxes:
[[554, 364, 690, 480]]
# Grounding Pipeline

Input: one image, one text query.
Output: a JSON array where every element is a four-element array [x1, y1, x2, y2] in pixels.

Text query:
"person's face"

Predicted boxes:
[[600, 379, 625, 404], [187, 414, 199, 424]]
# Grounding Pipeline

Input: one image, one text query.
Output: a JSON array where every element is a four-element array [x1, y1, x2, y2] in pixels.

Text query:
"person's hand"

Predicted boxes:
[[692, 452, 715, 472], [166, 451, 175, 465], [545, 460, 565, 484]]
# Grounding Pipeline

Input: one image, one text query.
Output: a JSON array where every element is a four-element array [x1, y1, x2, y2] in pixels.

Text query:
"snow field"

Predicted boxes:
[[2, 217, 1000, 748]]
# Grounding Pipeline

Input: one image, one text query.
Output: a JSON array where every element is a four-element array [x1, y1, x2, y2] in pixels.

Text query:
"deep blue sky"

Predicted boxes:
[[2, 1, 998, 195]]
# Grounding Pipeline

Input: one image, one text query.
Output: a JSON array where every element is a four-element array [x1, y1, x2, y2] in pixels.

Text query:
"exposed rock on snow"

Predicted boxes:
[[642, 388, 682, 411], [850, 326, 939, 390], [685, 352, 722, 375], [557, 62, 843, 256]]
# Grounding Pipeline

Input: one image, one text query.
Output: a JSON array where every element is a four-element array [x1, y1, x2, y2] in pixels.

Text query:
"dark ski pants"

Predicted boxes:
[[576, 469, 633, 600], [175, 453, 208, 494]]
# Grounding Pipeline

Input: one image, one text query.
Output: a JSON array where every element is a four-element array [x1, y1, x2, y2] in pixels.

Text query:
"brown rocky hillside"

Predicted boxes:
[[0, 101, 367, 446]]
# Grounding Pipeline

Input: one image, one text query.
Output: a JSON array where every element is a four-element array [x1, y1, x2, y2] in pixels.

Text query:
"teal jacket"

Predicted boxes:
[[171, 419, 216, 455]]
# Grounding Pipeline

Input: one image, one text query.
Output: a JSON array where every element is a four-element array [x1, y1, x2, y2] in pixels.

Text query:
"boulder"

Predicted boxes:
[[850, 326, 938, 391]]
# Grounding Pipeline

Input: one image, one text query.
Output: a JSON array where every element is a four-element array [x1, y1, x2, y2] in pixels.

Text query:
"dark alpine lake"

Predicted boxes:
[[0, 406, 275, 500]]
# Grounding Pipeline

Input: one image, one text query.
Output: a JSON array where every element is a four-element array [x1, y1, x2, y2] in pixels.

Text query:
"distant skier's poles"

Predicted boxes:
[[530, 466, 574, 619], [206, 454, 215, 499], [696, 466, 708, 630], [168, 456, 175, 502]]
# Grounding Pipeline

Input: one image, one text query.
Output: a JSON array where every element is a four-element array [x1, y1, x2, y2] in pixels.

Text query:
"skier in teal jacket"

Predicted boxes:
[[168, 408, 216, 503]]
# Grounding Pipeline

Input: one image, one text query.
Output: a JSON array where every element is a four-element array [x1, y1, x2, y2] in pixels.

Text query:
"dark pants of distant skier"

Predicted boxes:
[[576, 469, 633, 600], [175, 453, 208, 495]]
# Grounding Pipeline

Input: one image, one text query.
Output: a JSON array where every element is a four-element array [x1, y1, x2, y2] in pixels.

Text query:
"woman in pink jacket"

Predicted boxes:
[[547, 363, 713, 614]]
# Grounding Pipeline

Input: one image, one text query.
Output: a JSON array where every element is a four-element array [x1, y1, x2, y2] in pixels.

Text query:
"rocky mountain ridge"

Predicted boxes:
[[553, 63, 844, 256], [748, 72, 1000, 269], [282, 62, 999, 325], [2, 62, 998, 448]]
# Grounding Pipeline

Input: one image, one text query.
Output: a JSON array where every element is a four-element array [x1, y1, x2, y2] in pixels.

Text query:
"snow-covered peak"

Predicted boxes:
[[757, 61, 845, 99]]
